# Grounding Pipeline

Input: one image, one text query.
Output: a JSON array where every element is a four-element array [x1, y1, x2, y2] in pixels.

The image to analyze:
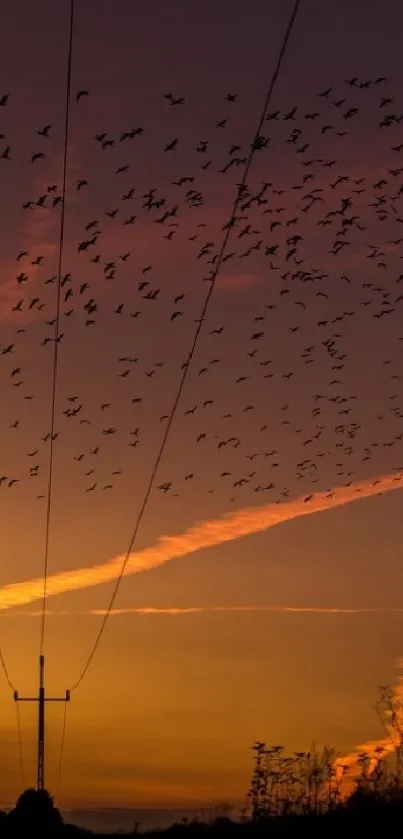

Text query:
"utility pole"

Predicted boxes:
[[14, 655, 70, 790]]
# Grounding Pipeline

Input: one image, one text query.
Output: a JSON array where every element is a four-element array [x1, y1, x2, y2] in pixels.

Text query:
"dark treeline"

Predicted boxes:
[[1, 688, 402, 837], [2, 742, 403, 838]]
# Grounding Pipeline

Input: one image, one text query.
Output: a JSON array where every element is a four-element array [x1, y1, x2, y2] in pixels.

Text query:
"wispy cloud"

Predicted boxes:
[[0, 469, 402, 612], [217, 272, 261, 291], [0, 145, 84, 323], [4, 605, 403, 618], [336, 737, 396, 777], [336, 663, 403, 782]]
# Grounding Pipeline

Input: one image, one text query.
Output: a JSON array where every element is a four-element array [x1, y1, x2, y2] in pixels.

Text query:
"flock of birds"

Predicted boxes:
[[1, 74, 403, 512]]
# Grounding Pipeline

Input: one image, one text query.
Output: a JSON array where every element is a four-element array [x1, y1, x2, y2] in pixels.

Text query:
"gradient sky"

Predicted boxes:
[[1, 0, 403, 813]]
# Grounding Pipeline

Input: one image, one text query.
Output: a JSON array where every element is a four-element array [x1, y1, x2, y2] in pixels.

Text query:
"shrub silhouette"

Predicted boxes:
[[7, 787, 63, 835]]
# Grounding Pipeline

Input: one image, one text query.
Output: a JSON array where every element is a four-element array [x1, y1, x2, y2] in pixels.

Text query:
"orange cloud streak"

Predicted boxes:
[[0, 470, 402, 611], [335, 670, 403, 782], [3, 605, 403, 618]]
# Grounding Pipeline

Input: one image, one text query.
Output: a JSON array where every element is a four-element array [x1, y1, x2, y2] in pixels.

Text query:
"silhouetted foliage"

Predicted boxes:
[[7, 788, 63, 836], [4, 685, 403, 837], [4, 781, 403, 838], [242, 741, 342, 819]]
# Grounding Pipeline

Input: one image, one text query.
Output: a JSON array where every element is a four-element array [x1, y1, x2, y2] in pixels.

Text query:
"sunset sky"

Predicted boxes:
[[1, 0, 403, 814]]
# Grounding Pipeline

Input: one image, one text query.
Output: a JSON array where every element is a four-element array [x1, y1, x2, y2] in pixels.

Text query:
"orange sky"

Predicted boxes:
[[0, 472, 402, 808], [1, 0, 403, 816]]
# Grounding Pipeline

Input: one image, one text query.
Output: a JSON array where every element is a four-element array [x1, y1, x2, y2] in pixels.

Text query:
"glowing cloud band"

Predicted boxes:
[[0, 470, 401, 611]]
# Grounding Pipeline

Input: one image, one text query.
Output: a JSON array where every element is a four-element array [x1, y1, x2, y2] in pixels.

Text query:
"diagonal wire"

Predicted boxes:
[[69, 0, 302, 691], [55, 700, 68, 802], [39, 0, 76, 656], [0, 645, 16, 692]]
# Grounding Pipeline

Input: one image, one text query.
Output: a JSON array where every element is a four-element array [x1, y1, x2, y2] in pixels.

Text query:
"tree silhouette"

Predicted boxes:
[[7, 788, 63, 835]]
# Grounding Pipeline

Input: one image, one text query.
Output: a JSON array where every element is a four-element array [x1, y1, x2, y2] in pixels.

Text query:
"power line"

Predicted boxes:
[[55, 700, 68, 802], [8, 3, 75, 795], [15, 701, 25, 789], [69, 0, 302, 692], [39, 0, 76, 657], [0, 645, 16, 692]]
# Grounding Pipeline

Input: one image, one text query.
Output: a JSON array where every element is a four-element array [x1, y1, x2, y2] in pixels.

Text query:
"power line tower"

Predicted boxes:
[[14, 655, 70, 790]]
